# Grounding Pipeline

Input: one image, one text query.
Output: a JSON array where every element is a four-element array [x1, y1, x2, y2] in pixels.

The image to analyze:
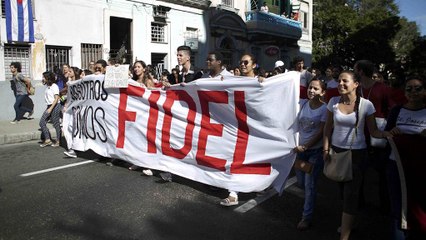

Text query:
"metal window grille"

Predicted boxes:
[[4, 45, 31, 80], [184, 27, 198, 39], [153, 6, 168, 18], [81, 43, 103, 70], [45, 46, 70, 72], [250, 0, 259, 10], [151, 23, 166, 43], [221, 0, 233, 8]]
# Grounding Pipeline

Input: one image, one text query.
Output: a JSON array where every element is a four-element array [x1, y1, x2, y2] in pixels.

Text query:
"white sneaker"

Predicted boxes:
[[142, 169, 153, 176], [64, 150, 77, 158]]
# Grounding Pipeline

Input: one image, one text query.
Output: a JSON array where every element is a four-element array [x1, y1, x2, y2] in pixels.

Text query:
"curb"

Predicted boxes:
[[0, 130, 43, 145]]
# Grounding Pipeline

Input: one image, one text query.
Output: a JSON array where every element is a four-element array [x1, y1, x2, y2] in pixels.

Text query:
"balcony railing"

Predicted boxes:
[[159, 0, 211, 9], [245, 11, 302, 40]]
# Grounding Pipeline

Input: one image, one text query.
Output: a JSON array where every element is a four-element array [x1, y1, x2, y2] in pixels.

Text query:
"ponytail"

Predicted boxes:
[[354, 94, 361, 135]]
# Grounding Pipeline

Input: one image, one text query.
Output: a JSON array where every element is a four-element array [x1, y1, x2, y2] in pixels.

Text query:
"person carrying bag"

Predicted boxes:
[[322, 70, 391, 240], [323, 121, 357, 182], [293, 79, 328, 231]]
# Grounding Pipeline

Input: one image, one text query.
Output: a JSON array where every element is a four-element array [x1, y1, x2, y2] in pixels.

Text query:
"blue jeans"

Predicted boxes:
[[14, 94, 32, 121], [295, 148, 324, 220]]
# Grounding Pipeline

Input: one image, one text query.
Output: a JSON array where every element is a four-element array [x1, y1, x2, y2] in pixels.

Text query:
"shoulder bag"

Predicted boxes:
[[323, 98, 362, 182]]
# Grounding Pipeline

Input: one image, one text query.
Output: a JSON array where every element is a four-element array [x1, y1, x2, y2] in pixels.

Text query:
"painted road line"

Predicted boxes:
[[20, 160, 95, 177], [234, 176, 297, 213]]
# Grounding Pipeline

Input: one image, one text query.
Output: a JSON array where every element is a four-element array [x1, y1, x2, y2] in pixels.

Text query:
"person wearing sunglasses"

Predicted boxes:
[[238, 53, 258, 78], [220, 53, 260, 207], [202, 51, 232, 79], [385, 76, 426, 240]]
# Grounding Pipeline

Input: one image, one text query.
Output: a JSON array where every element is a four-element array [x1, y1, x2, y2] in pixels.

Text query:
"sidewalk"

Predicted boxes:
[[0, 118, 55, 145]]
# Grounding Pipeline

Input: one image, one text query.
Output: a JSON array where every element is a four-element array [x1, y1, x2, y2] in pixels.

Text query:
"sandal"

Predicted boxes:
[[220, 196, 238, 207], [40, 140, 52, 148]]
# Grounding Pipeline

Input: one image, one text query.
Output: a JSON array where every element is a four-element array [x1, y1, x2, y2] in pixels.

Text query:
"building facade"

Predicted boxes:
[[0, 0, 312, 120]]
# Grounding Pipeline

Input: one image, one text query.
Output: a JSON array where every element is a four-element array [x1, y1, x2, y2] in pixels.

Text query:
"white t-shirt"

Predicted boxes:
[[327, 96, 376, 149], [298, 99, 327, 149], [201, 69, 233, 79], [389, 107, 426, 160], [44, 83, 59, 105], [395, 108, 426, 134]]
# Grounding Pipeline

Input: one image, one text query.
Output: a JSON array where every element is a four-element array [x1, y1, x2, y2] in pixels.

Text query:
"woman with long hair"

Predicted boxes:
[[294, 79, 327, 230], [323, 70, 391, 240], [132, 60, 154, 88], [220, 53, 258, 207], [129, 60, 155, 175], [39, 71, 62, 147]]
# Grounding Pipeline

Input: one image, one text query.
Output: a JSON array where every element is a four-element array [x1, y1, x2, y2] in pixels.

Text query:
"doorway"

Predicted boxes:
[[110, 17, 132, 64]]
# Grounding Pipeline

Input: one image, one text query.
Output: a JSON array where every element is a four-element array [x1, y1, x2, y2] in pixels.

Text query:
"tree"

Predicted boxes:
[[391, 17, 420, 61], [408, 36, 426, 76], [312, 0, 420, 70]]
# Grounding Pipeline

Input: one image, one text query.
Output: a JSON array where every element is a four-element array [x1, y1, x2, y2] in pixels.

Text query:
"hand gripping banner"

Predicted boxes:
[[63, 73, 300, 193]]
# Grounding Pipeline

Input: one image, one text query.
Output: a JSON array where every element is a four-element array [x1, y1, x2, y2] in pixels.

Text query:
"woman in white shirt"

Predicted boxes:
[[385, 76, 426, 239], [294, 79, 328, 230], [39, 71, 62, 147], [323, 70, 391, 240]]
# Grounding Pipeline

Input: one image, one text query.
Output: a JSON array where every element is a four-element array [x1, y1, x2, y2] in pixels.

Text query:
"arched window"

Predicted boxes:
[[220, 37, 235, 68]]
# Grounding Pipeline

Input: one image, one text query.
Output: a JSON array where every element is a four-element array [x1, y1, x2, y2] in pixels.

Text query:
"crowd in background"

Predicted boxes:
[[8, 44, 425, 240]]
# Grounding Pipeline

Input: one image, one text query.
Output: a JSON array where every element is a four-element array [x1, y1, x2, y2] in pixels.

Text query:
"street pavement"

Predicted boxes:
[[0, 118, 54, 145], [0, 121, 392, 239]]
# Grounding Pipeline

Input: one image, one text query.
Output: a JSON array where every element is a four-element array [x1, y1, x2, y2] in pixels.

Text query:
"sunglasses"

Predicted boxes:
[[239, 60, 249, 66], [405, 85, 423, 92]]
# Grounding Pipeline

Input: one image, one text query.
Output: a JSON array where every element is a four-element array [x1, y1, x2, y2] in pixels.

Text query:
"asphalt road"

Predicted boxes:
[[0, 141, 391, 240]]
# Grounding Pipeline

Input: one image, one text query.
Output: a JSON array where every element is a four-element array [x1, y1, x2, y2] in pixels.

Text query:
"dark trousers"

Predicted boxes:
[[14, 94, 33, 120]]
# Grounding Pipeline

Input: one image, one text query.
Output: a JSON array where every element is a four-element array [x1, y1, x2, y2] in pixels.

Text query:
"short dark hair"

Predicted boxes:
[[96, 59, 108, 68], [355, 60, 374, 78], [10, 62, 22, 72], [208, 51, 224, 63], [292, 56, 304, 66], [177, 45, 192, 56]]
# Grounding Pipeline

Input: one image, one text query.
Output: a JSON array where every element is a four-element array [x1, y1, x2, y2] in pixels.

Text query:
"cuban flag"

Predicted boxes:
[[5, 0, 35, 43]]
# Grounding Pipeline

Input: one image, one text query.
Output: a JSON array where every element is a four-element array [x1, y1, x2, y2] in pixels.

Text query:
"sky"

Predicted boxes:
[[396, 0, 426, 36]]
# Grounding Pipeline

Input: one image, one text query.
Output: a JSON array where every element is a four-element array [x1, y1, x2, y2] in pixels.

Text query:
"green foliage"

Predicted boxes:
[[313, 0, 420, 70], [408, 36, 426, 77]]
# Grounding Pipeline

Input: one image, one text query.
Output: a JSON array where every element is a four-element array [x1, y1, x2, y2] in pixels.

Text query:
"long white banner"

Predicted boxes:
[[63, 72, 300, 193]]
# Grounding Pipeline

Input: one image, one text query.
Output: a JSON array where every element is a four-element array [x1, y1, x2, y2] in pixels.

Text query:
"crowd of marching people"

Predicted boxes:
[[9, 44, 425, 239]]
